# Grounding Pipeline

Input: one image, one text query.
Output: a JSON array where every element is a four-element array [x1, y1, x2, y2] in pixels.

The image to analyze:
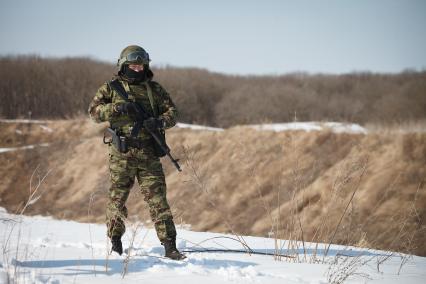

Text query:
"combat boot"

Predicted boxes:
[[163, 239, 186, 260], [111, 235, 123, 255]]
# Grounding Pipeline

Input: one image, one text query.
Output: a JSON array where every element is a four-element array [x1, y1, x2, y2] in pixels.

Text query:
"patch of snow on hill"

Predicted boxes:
[[1, 119, 367, 134], [0, 143, 50, 154], [250, 122, 367, 134], [176, 122, 367, 134], [176, 123, 224, 132], [0, 119, 51, 124]]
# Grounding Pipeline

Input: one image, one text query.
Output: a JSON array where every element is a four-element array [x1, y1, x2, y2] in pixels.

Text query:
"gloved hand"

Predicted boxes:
[[114, 102, 139, 118], [143, 117, 164, 131]]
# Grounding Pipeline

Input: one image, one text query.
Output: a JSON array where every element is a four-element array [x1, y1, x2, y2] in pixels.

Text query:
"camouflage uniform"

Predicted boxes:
[[88, 76, 178, 244]]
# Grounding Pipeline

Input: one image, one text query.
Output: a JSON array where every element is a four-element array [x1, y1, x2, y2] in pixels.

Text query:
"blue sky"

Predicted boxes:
[[1, 0, 425, 75]]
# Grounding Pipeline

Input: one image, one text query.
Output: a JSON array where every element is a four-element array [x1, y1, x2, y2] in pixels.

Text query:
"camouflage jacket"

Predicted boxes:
[[88, 76, 178, 140]]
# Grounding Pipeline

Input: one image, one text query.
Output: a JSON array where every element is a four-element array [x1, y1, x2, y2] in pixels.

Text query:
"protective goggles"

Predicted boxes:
[[118, 50, 150, 66]]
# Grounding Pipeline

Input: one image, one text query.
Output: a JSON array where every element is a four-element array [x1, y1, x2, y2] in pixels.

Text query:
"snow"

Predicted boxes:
[[1, 119, 366, 134], [0, 119, 51, 124], [39, 125, 54, 133], [176, 122, 367, 134], [176, 123, 224, 132], [249, 122, 367, 134], [0, 143, 50, 154], [1, 209, 425, 284]]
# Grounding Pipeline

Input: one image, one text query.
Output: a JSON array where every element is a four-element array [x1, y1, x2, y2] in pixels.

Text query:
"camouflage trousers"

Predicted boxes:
[[106, 145, 177, 243]]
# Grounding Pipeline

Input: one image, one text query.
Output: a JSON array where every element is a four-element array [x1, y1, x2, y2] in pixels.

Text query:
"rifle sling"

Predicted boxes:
[[144, 82, 158, 117], [108, 79, 153, 138]]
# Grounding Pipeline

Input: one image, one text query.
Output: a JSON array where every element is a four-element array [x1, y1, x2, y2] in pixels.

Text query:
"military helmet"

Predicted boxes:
[[117, 45, 150, 71]]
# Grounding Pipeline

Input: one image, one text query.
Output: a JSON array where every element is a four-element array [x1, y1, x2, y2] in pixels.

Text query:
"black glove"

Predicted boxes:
[[143, 117, 164, 131], [114, 102, 139, 118]]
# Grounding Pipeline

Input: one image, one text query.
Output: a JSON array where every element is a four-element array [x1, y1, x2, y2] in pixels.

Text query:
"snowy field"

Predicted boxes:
[[1, 208, 425, 284]]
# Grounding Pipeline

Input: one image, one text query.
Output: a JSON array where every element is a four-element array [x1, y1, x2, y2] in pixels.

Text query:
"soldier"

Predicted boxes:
[[88, 45, 185, 260]]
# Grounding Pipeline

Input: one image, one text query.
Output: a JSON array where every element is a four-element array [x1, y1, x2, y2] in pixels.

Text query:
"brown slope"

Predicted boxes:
[[0, 120, 424, 255]]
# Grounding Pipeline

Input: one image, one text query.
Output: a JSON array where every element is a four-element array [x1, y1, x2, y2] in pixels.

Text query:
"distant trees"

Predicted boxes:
[[0, 56, 114, 119], [1, 56, 425, 126]]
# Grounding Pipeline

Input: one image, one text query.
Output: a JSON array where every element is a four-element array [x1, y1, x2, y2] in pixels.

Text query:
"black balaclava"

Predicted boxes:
[[121, 65, 148, 84]]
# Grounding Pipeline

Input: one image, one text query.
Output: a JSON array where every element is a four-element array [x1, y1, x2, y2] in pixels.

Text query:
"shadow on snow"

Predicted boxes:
[[13, 256, 258, 276], [11, 246, 389, 276]]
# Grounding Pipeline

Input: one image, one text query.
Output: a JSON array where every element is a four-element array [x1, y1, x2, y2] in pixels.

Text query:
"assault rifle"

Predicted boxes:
[[143, 125, 182, 172], [108, 79, 182, 172]]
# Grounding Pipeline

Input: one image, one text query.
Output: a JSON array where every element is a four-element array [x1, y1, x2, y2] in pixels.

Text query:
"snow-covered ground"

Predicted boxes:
[[1, 118, 367, 134], [179, 122, 368, 134], [176, 123, 224, 132], [0, 143, 50, 154], [0, 119, 51, 124], [1, 208, 424, 284], [248, 122, 367, 134]]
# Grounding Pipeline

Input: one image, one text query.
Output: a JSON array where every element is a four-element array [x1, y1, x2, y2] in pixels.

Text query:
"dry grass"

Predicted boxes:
[[1, 165, 51, 283], [0, 119, 425, 257], [177, 128, 422, 283], [1, 118, 424, 284], [365, 120, 426, 133]]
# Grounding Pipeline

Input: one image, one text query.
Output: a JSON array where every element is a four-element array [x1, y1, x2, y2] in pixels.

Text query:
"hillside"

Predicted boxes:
[[0, 119, 425, 256]]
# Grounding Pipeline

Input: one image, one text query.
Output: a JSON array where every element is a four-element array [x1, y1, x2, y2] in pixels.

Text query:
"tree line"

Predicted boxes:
[[1, 56, 425, 127]]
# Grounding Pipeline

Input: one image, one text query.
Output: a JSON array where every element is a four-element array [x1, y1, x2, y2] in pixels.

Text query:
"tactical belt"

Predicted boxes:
[[109, 121, 151, 149], [104, 127, 152, 153], [126, 136, 150, 149]]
